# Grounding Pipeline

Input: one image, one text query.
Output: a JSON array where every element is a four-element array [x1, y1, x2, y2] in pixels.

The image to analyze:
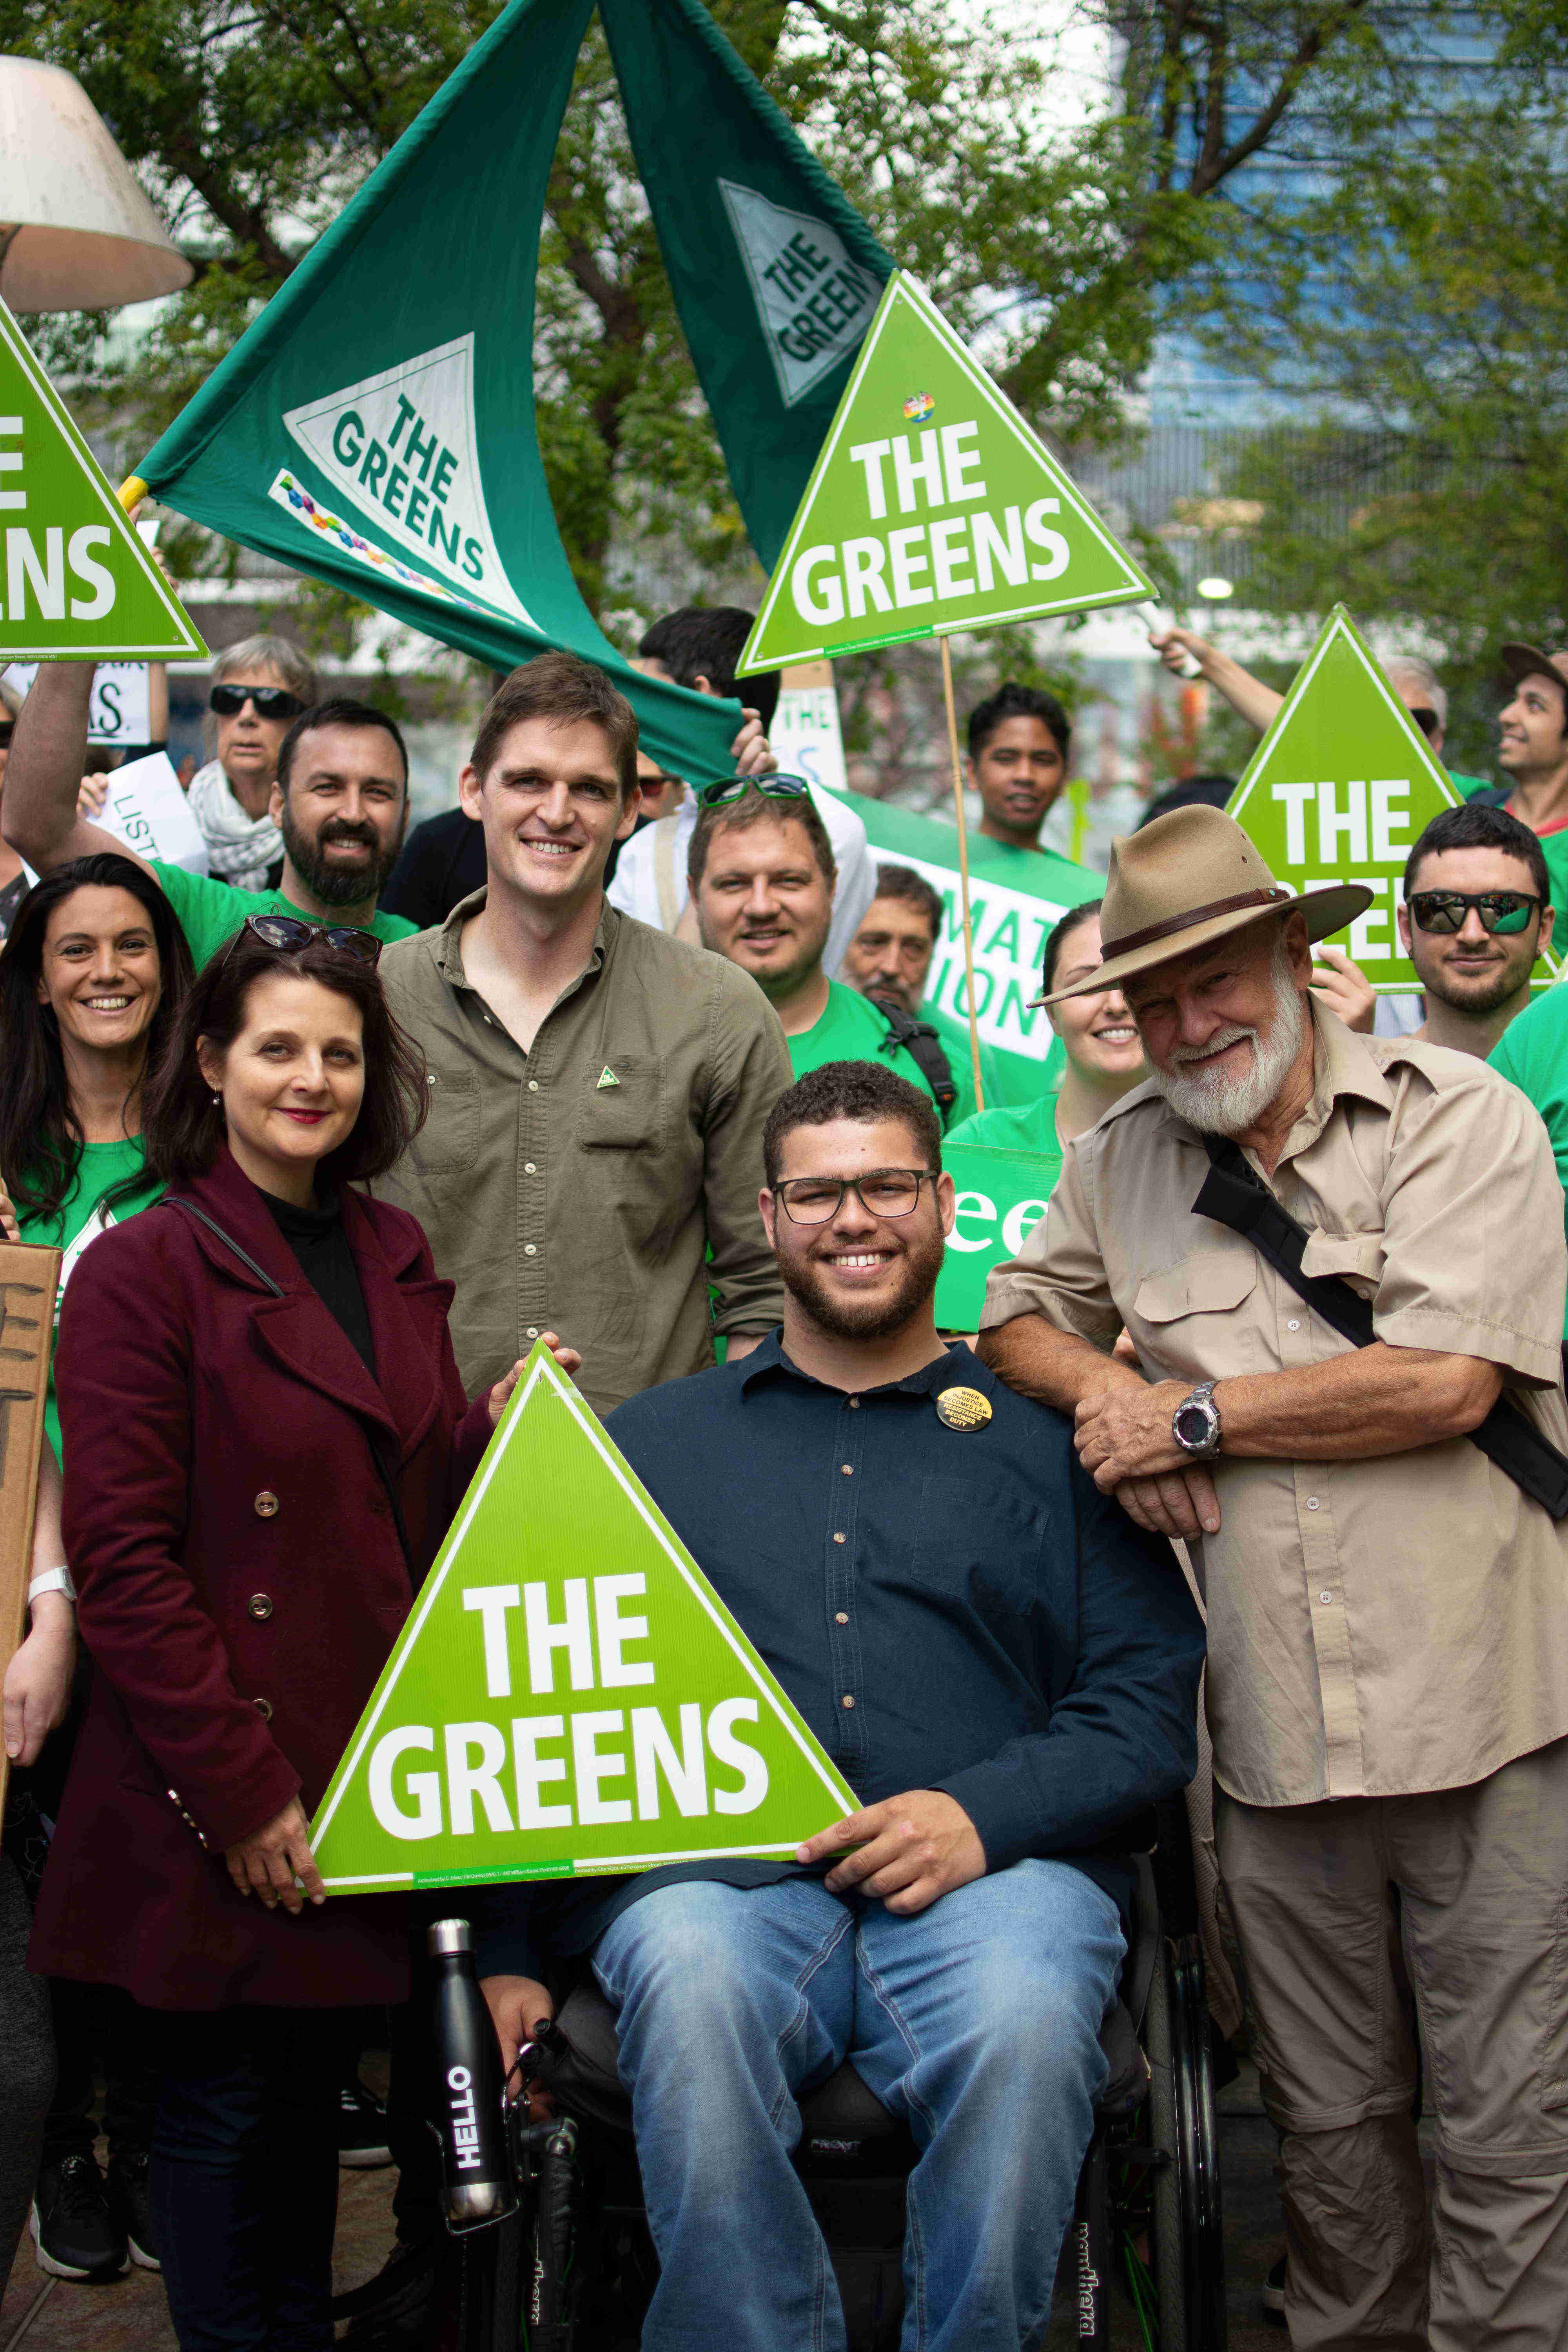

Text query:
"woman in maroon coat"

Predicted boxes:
[[31, 917, 575, 2352]]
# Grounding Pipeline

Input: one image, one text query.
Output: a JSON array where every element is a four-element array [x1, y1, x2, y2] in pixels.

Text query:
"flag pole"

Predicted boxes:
[[939, 633, 985, 1114]]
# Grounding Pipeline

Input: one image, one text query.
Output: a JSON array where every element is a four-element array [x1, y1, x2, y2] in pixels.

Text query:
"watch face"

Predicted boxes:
[[1174, 1403, 1212, 1450]]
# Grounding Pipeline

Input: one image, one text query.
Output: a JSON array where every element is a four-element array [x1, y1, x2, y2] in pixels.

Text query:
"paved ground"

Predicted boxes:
[[1, 2061, 1287, 2350]]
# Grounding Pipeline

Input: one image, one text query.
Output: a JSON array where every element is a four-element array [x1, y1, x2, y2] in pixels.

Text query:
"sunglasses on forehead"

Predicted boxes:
[[1407, 889, 1542, 936], [695, 773, 813, 809], [216, 912, 383, 972], [209, 683, 306, 720]]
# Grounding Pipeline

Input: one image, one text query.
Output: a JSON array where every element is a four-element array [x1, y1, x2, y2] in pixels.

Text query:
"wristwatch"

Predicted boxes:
[[1172, 1381, 1222, 1461]]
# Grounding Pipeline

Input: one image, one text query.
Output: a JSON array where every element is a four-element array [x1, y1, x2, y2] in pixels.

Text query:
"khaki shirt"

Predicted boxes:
[[376, 895, 791, 1417], [982, 1008, 1568, 1807]]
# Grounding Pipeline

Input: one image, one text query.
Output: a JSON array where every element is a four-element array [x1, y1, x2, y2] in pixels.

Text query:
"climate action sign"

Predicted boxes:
[[934, 1142, 1061, 1329], [1228, 606, 1558, 995], [0, 302, 204, 661], [311, 1345, 857, 1892], [737, 274, 1152, 672]]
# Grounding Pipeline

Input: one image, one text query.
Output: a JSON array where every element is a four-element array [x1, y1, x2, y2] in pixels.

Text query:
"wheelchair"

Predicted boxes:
[[444, 1854, 1226, 2352]]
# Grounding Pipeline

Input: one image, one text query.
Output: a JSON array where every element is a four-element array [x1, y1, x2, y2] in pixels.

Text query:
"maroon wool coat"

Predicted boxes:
[[30, 1147, 493, 2011]]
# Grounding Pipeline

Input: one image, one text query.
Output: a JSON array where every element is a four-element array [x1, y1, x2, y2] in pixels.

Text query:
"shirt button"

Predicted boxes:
[[524, 1162, 537, 1174], [840, 1464, 853, 1476], [1306, 1497, 1320, 1511], [527, 1079, 539, 1091], [524, 1243, 537, 1256], [1287, 1319, 1301, 1332], [841, 1694, 855, 1710], [247, 1593, 274, 1621], [835, 1611, 849, 1626], [253, 1491, 279, 1519], [426, 1071, 439, 1087], [833, 1532, 846, 1545], [526, 1326, 540, 1339], [1319, 1591, 1333, 1605], [848, 1397, 860, 1409]]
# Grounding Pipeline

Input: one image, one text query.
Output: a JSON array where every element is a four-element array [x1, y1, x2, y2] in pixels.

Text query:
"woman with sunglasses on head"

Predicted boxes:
[[29, 918, 579, 2352]]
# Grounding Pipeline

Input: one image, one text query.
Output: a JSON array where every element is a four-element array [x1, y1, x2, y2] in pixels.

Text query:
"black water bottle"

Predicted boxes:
[[428, 1916, 517, 2229]]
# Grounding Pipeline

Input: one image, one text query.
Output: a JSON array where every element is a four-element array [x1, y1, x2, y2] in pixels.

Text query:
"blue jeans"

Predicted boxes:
[[149, 2006, 345, 2352], [592, 1861, 1125, 2352]]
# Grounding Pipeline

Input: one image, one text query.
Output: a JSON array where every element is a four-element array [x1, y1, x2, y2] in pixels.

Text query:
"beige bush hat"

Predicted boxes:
[[1038, 804, 1372, 1005]]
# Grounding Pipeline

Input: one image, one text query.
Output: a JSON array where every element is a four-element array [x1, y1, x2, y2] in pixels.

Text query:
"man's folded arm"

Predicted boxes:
[[934, 1463, 1204, 1872]]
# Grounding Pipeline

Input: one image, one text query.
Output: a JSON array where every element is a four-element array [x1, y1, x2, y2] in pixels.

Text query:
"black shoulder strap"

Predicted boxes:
[[161, 1196, 419, 1573], [870, 995, 958, 1122], [1192, 1135, 1568, 1521]]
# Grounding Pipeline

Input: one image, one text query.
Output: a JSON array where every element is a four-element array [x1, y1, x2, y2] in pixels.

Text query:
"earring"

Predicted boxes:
[[211, 1091, 221, 1107]]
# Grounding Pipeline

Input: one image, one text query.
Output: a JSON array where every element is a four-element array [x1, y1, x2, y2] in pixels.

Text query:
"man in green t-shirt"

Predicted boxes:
[[1489, 976, 1568, 1345], [3, 661, 417, 966], [689, 783, 946, 1118]]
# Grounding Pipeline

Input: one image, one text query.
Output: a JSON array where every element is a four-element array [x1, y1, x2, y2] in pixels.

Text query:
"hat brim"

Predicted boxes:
[[1499, 642, 1567, 694], [1034, 883, 1374, 1006]]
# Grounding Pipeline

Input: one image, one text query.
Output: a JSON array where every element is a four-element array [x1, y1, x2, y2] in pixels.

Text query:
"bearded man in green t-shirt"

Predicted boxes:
[[3, 661, 417, 968]]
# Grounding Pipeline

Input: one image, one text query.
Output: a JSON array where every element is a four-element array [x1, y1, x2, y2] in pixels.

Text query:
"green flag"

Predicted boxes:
[[601, 0, 892, 570], [133, 0, 738, 784], [832, 783, 1091, 1102], [1227, 605, 1559, 996], [737, 274, 1154, 673], [935, 1142, 1061, 1329], [0, 301, 204, 661], [310, 1344, 857, 1893]]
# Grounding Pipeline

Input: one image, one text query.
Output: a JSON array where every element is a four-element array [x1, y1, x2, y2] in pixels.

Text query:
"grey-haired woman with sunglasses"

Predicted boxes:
[[30, 921, 579, 2352]]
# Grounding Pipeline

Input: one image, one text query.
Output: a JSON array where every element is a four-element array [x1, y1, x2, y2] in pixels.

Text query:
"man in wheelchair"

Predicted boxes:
[[479, 1062, 1204, 2350]]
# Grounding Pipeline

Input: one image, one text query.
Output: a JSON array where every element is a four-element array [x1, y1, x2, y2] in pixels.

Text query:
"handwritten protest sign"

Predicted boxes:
[[1227, 606, 1557, 994], [0, 302, 204, 661], [94, 750, 209, 876], [6, 659, 152, 746], [310, 1344, 857, 1892], [737, 273, 1153, 673], [934, 1143, 1060, 1330]]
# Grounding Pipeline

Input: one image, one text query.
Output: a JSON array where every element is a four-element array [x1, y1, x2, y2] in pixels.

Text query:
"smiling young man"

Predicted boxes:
[[2, 661, 417, 965], [1395, 802, 1553, 1058], [479, 1060, 1202, 2352], [1466, 644, 1568, 909], [965, 682, 1071, 858], [978, 802, 1568, 2350], [372, 652, 791, 1418], [689, 786, 951, 1121]]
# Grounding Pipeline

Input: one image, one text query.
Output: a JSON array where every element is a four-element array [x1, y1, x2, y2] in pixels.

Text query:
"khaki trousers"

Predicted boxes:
[[1214, 1739, 1568, 2351]]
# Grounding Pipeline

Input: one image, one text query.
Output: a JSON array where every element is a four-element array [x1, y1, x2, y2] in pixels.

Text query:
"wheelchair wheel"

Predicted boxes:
[[1144, 1935, 1227, 2350]]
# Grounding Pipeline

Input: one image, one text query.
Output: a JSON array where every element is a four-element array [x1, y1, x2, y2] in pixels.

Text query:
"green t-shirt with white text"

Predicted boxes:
[[16, 1138, 164, 1463], [153, 861, 417, 971]]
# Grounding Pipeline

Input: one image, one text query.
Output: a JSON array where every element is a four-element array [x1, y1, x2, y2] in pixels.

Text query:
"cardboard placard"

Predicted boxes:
[[94, 750, 209, 875], [0, 1242, 63, 1835]]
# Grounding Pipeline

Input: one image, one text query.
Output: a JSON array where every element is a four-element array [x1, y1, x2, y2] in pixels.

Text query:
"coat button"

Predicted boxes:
[[254, 1491, 279, 1519], [251, 1696, 274, 1721], [247, 1593, 274, 1621]]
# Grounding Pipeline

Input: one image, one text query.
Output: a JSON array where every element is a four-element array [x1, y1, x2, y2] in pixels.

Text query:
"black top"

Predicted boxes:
[[474, 1334, 1204, 1980], [261, 1187, 375, 1376], [380, 807, 487, 929]]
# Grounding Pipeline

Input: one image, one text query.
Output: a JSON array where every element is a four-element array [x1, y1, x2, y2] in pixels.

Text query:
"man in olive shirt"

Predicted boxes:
[[980, 804, 1568, 2351], [375, 654, 791, 1417]]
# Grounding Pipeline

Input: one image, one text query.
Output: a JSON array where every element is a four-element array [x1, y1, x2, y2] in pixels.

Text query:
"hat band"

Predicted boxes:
[[1103, 884, 1292, 960]]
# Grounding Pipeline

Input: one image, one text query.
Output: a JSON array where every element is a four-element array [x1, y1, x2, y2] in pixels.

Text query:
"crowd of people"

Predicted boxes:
[[0, 611, 1566, 2352]]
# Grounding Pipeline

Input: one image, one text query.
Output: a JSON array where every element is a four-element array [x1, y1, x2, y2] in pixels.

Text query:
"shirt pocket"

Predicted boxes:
[[408, 1064, 479, 1175], [1299, 1229, 1384, 1301], [577, 1056, 666, 1153], [905, 1473, 1048, 1614], [1129, 1249, 1259, 1382]]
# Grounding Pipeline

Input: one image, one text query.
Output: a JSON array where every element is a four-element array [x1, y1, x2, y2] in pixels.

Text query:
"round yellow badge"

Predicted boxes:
[[935, 1386, 992, 1431]]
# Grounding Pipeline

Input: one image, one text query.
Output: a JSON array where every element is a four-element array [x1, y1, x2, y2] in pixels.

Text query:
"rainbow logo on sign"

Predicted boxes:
[[902, 390, 936, 421]]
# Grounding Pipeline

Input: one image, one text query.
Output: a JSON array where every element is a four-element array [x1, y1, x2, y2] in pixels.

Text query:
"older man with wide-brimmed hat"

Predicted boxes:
[[980, 802, 1568, 2351]]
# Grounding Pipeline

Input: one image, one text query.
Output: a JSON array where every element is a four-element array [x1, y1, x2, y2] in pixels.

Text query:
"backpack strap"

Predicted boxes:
[[868, 995, 958, 1123]]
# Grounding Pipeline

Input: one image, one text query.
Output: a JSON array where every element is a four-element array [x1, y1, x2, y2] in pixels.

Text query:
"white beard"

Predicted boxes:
[[1152, 950, 1308, 1137]]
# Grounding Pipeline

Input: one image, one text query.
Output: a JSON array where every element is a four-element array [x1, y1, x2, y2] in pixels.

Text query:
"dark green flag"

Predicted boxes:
[[601, 0, 893, 568], [133, 0, 736, 780]]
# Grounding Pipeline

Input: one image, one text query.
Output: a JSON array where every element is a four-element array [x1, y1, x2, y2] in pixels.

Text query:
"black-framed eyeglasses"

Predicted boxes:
[[210, 683, 306, 720], [773, 1168, 938, 1226], [695, 772, 813, 809], [1406, 705, 1441, 740], [1408, 889, 1543, 936], [216, 912, 383, 972]]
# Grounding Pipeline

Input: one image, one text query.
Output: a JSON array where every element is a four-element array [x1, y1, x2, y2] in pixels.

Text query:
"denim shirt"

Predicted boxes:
[[474, 1335, 1203, 1979]]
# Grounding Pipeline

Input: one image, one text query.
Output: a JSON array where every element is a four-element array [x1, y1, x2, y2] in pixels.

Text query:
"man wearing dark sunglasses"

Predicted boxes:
[[2, 663, 418, 971], [1394, 803, 1555, 1059]]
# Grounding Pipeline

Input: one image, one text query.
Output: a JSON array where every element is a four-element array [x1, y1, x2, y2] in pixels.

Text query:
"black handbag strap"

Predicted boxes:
[[1192, 1135, 1568, 1521], [162, 1195, 419, 1573]]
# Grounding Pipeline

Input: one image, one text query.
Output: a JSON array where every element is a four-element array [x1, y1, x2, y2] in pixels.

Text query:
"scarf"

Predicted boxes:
[[186, 759, 284, 890]]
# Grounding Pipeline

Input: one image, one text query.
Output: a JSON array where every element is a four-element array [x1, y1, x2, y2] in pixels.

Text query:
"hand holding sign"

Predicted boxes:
[[488, 1333, 582, 1424]]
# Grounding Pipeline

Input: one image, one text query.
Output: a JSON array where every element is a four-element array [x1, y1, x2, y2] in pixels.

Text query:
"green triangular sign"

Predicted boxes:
[[1229, 605, 1559, 996], [737, 272, 1153, 673], [310, 1344, 858, 1892], [0, 301, 206, 661]]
